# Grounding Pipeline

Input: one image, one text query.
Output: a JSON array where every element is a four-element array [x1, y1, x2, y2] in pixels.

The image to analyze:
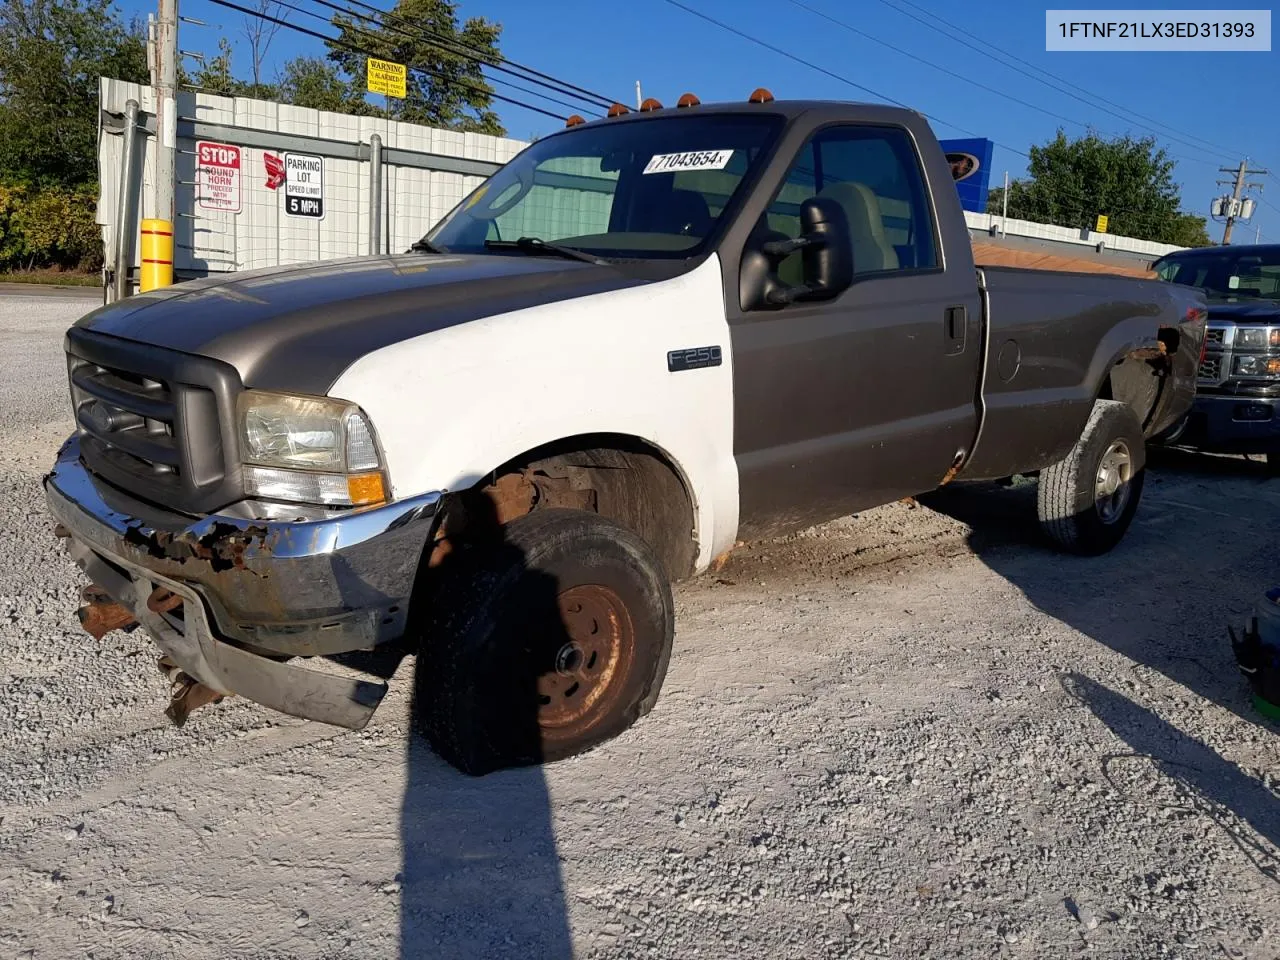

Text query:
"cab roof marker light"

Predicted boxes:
[[607, 102, 630, 118], [639, 97, 663, 112], [749, 87, 774, 103], [677, 92, 701, 108], [565, 114, 586, 128]]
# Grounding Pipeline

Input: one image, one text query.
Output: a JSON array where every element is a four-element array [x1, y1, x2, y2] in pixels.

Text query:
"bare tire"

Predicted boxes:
[[415, 508, 675, 776], [1037, 400, 1146, 555]]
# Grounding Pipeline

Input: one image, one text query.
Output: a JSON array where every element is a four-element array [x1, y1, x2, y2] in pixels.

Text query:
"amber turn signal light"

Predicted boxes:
[[347, 473, 388, 506]]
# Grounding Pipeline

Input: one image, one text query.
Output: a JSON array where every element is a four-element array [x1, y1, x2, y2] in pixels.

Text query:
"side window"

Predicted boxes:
[[759, 125, 938, 279]]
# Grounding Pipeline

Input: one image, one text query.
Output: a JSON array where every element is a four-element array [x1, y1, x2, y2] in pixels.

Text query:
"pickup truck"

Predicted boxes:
[[1151, 243, 1280, 473], [44, 93, 1206, 775]]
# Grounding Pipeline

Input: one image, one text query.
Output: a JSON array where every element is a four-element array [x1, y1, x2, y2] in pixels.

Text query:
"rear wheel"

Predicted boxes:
[[415, 508, 674, 776], [1037, 399, 1146, 555]]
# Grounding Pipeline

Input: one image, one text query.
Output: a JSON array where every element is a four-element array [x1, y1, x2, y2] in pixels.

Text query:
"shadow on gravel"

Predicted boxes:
[[921, 454, 1280, 731], [1063, 672, 1280, 878], [398, 493, 573, 960]]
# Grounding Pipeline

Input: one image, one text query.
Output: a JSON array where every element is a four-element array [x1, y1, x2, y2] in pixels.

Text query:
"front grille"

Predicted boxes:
[[1205, 327, 1225, 344], [65, 328, 244, 514], [71, 362, 182, 490], [1199, 357, 1222, 381]]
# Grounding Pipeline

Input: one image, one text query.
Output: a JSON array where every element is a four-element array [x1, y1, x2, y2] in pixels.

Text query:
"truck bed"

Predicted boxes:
[[971, 240, 1156, 279]]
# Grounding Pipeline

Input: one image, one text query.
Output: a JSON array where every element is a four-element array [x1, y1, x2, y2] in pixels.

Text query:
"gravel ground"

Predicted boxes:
[[0, 294, 1277, 960]]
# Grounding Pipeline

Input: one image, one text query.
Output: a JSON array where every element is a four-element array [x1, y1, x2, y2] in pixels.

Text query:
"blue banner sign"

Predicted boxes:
[[939, 138, 995, 213]]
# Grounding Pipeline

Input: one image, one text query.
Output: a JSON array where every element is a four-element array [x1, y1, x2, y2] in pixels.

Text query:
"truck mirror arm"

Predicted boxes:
[[761, 234, 821, 259]]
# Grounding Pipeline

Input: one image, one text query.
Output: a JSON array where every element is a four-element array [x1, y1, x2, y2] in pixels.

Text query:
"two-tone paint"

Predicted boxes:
[[45, 99, 1206, 728]]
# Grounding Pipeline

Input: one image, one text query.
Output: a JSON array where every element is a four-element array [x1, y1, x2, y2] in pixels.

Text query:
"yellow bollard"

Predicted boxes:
[[139, 219, 174, 292]]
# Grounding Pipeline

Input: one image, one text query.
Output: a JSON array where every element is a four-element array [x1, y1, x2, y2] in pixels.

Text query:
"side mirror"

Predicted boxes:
[[761, 197, 854, 305]]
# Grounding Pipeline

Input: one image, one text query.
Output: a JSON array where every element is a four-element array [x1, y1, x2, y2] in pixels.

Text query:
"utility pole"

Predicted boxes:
[[635, 81, 643, 109], [1216, 158, 1269, 245], [140, 0, 179, 293], [154, 0, 178, 228], [1001, 170, 1009, 233]]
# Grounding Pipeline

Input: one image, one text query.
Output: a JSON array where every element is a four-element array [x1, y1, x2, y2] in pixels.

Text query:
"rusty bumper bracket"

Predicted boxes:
[[157, 656, 226, 727], [75, 585, 139, 640]]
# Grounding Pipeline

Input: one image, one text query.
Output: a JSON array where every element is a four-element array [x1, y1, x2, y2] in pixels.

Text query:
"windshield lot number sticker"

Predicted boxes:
[[644, 150, 734, 175]]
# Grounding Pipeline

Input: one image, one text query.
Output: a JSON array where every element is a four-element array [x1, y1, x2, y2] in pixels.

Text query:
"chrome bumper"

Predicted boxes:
[[43, 435, 442, 729]]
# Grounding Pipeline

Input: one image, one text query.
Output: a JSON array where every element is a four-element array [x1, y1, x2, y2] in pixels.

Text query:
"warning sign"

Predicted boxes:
[[196, 141, 242, 213], [283, 153, 324, 219], [1095, 214, 1109, 234], [366, 57, 407, 98]]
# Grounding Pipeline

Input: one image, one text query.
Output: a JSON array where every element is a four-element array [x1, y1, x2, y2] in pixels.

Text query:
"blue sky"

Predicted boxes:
[[118, 0, 1280, 242]]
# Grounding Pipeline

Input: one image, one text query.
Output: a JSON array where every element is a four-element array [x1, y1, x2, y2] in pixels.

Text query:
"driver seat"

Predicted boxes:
[[816, 181, 899, 273], [641, 189, 713, 237]]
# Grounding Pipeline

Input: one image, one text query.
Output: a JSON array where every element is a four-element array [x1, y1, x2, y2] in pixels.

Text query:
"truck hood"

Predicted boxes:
[[75, 253, 652, 394], [1205, 300, 1280, 322]]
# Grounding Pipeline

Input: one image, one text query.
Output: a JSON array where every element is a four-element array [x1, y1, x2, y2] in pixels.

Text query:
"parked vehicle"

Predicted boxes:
[[44, 93, 1206, 774], [1151, 244, 1280, 472]]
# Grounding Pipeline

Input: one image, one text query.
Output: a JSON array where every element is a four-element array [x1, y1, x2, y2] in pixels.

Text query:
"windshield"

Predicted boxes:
[[423, 113, 785, 260], [1154, 248, 1280, 302]]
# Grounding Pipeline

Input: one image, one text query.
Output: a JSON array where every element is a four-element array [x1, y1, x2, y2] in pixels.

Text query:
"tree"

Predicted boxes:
[[987, 130, 1211, 247], [327, 0, 504, 135], [278, 55, 367, 114], [0, 0, 148, 187], [240, 0, 282, 90]]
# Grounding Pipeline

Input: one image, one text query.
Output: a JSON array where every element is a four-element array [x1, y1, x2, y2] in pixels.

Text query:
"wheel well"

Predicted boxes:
[[428, 435, 698, 581], [1101, 331, 1178, 432]]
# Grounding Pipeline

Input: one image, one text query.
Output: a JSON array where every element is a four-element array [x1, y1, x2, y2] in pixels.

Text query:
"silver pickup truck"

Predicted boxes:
[[45, 94, 1205, 774]]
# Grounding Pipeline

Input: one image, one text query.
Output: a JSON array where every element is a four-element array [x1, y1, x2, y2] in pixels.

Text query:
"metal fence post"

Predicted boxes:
[[112, 98, 141, 302], [368, 134, 384, 256]]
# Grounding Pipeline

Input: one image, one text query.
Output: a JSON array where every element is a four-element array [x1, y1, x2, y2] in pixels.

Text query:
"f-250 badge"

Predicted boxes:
[[667, 345, 723, 372]]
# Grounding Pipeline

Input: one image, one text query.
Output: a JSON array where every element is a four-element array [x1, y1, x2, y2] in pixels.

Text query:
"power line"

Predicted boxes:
[[274, 0, 598, 114], [882, 0, 1249, 162], [865, 0, 1241, 166], [658, 0, 990, 141], [333, 0, 618, 107], [786, 0, 1226, 173], [205, 0, 571, 121], [300, 0, 617, 110], [659, 0, 1202, 240], [785, 0, 1092, 130]]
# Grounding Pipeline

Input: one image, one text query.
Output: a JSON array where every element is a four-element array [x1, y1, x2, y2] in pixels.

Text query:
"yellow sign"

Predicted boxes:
[[1095, 214, 1109, 234], [367, 58, 407, 98]]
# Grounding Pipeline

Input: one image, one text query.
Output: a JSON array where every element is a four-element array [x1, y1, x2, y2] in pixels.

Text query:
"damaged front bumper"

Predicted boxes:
[[43, 435, 442, 729]]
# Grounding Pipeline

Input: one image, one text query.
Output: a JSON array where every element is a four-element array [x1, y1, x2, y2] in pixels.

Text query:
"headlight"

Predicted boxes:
[[237, 391, 387, 506], [1234, 327, 1280, 349], [1233, 355, 1280, 378]]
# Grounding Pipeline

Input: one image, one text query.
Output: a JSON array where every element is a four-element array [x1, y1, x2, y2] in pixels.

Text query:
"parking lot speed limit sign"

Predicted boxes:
[[283, 153, 324, 219]]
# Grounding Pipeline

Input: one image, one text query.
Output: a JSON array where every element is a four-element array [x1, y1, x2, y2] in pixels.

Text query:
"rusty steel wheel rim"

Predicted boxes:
[[534, 583, 636, 737]]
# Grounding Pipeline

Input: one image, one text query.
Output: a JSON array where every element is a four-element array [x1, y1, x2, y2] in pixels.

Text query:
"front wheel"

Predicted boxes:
[[414, 508, 675, 776], [1037, 400, 1146, 555]]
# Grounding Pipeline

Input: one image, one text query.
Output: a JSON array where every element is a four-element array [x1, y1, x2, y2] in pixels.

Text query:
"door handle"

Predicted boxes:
[[944, 305, 967, 355]]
